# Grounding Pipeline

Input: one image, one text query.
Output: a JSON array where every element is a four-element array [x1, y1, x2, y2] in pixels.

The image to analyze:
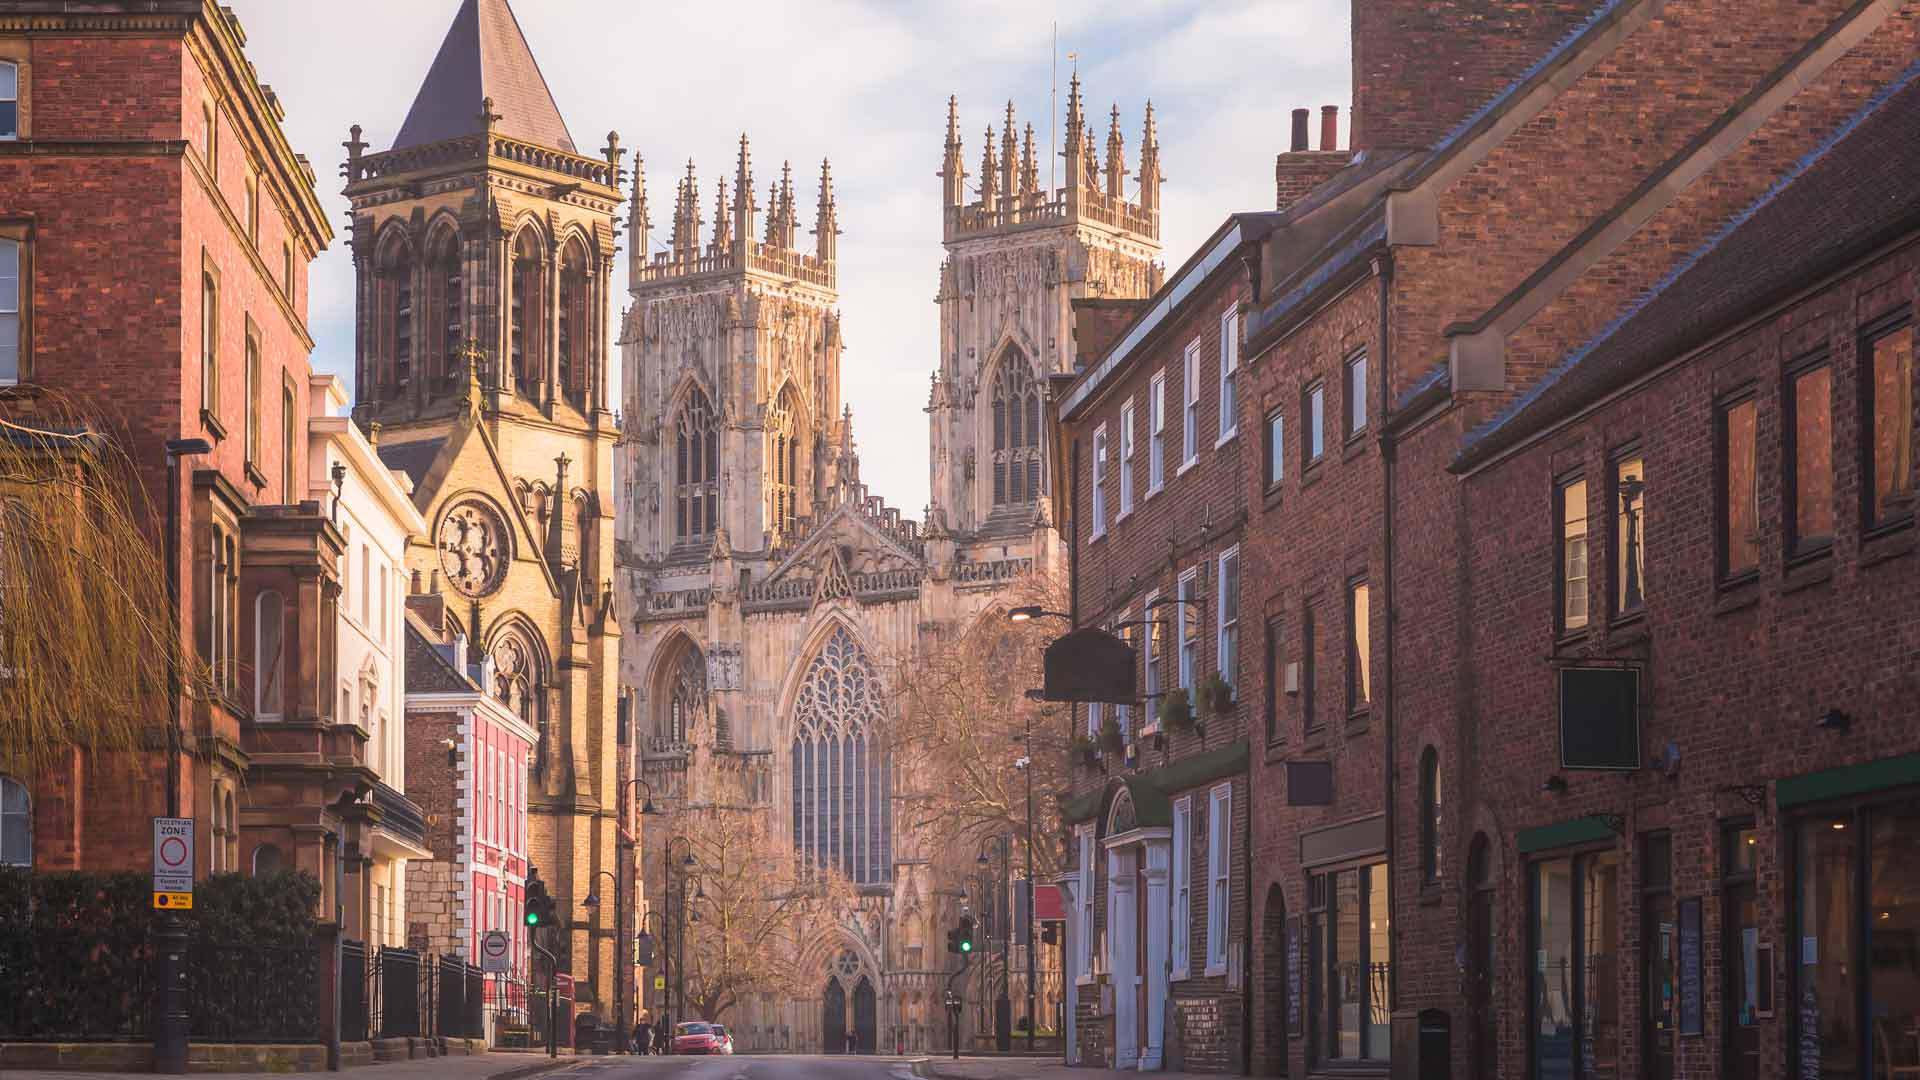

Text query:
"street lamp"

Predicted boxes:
[[582, 868, 626, 1052], [661, 836, 697, 1047], [155, 436, 211, 1077], [1008, 606, 1071, 623]]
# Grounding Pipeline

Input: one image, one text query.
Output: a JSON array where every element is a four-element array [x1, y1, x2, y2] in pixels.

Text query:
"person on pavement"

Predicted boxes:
[[633, 1018, 650, 1055]]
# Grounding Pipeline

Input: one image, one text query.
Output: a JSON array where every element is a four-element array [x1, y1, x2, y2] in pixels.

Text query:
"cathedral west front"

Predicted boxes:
[[616, 81, 1164, 1051]]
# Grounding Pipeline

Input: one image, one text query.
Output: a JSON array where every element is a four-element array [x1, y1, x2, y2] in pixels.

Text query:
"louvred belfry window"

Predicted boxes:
[[768, 391, 801, 537], [511, 231, 544, 397], [675, 389, 719, 541], [991, 355, 1042, 507], [374, 237, 415, 401], [557, 239, 590, 407], [426, 229, 462, 385], [790, 626, 892, 885]]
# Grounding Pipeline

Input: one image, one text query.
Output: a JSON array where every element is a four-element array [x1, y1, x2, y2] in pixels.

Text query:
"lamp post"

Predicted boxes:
[[608, 778, 659, 1050], [153, 436, 211, 1077], [662, 836, 696, 1049], [582, 868, 623, 1052], [978, 835, 1012, 1052]]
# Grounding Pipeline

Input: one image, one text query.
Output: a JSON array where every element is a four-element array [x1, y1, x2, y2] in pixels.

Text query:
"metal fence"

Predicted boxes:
[[365, 945, 485, 1041]]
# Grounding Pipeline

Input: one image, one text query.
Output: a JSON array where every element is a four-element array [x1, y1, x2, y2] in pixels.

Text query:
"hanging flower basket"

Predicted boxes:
[[1159, 687, 1195, 729], [1197, 672, 1236, 718], [1098, 718, 1126, 754], [1070, 734, 1102, 768]]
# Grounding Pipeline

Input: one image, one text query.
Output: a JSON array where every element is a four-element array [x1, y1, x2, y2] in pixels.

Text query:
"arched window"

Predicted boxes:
[[255, 590, 285, 719], [557, 238, 590, 407], [253, 842, 283, 876], [0, 775, 29, 867], [375, 235, 415, 401], [1420, 747, 1443, 883], [490, 625, 548, 762], [768, 391, 803, 537], [510, 230, 545, 397], [663, 643, 707, 742], [990, 355, 1042, 507], [791, 626, 891, 885], [675, 389, 719, 541], [425, 227, 463, 385]]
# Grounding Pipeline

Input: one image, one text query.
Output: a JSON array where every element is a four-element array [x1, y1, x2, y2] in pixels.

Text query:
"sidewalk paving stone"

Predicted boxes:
[[913, 1057, 1219, 1080], [0, 1050, 581, 1080]]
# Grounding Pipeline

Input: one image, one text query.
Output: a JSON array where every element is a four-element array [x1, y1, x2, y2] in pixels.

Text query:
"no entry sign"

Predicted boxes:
[[152, 817, 193, 909], [481, 929, 511, 973]]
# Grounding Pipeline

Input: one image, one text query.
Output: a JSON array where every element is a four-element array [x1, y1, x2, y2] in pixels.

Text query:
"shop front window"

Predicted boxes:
[[1724, 825, 1761, 1080], [1531, 849, 1621, 1079], [1803, 801, 1920, 1077], [1642, 834, 1675, 1080], [1310, 861, 1390, 1064], [1799, 814, 1858, 1077]]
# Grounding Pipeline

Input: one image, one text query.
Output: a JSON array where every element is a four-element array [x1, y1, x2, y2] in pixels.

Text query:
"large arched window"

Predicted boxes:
[[510, 230, 545, 398], [374, 234, 415, 401], [791, 626, 891, 885], [675, 389, 719, 541], [425, 226, 463, 386], [1420, 747, 1443, 883], [663, 642, 707, 742], [768, 390, 803, 537], [255, 590, 285, 719], [0, 775, 29, 867], [990, 355, 1042, 507], [490, 624, 548, 761], [557, 238, 591, 407]]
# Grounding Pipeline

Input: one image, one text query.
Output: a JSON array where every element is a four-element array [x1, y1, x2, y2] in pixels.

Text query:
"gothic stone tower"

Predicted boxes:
[[343, 0, 629, 1016], [928, 78, 1163, 563]]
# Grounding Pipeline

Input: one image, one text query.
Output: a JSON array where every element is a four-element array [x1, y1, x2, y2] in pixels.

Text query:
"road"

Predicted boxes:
[[543, 1056, 921, 1080]]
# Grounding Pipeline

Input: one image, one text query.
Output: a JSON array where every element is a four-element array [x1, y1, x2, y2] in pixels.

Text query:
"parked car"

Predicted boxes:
[[673, 1021, 731, 1055]]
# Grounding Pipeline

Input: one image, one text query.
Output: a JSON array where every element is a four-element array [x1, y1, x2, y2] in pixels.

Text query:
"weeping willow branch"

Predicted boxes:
[[0, 402, 214, 775]]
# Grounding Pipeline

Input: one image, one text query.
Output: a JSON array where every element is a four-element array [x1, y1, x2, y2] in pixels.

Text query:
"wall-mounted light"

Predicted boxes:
[[1542, 775, 1569, 795], [1817, 709, 1855, 733]]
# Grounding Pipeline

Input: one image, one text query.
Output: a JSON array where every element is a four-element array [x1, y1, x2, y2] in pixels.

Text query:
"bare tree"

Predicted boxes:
[[0, 404, 209, 775], [664, 758, 856, 1023], [885, 573, 1075, 883]]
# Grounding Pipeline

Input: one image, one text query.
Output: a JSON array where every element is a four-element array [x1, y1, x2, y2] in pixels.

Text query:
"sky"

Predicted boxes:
[[230, 0, 1350, 517]]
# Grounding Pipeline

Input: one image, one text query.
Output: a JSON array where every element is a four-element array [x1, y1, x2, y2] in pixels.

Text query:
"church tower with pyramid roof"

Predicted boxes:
[[342, 0, 631, 1020]]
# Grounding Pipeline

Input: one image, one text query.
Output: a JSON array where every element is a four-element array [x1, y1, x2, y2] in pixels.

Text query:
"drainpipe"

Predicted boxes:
[[1372, 253, 1399, 1023]]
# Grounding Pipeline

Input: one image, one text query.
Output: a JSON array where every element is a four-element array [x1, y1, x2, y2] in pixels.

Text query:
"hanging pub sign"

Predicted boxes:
[[1042, 628, 1137, 703], [1558, 666, 1642, 770]]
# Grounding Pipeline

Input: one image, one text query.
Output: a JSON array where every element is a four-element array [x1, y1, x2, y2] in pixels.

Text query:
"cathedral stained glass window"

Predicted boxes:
[[790, 626, 891, 885], [991, 356, 1042, 507], [675, 389, 719, 542]]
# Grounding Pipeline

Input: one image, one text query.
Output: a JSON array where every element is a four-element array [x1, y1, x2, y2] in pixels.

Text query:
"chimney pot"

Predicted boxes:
[[1290, 108, 1310, 153], [1321, 106, 1340, 152]]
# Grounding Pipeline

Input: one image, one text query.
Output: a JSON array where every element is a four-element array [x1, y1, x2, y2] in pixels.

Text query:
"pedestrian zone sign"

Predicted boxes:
[[653, 976, 666, 991], [152, 817, 193, 909], [480, 930, 511, 973]]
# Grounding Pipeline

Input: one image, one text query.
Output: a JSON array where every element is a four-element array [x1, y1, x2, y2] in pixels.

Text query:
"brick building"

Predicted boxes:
[[0, 1, 333, 885], [1223, 2, 1920, 1079], [1052, 213, 1271, 1071]]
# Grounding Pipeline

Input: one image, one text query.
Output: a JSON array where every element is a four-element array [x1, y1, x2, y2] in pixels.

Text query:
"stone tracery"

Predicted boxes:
[[790, 625, 891, 886]]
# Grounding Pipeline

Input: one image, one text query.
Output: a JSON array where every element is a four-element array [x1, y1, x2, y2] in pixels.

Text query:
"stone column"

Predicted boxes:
[[1107, 845, 1137, 1069], [1142, 839, 1171, 1070]]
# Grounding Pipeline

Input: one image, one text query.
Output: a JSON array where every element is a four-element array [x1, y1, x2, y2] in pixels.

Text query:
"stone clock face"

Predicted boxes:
[[438, 500, 509, 598]]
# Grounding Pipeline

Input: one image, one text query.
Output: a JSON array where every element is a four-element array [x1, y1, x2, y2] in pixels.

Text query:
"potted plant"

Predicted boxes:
[[1070, 733, 1102, 768], [1159, 687, 1195, 730], [1197, 672, 1236, 717], [1098, 717, 1125, 754]]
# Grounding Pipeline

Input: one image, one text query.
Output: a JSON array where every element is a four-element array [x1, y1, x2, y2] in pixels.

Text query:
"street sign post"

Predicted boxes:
[[152, 817, 193, 909], [480, 929, 511, 974]]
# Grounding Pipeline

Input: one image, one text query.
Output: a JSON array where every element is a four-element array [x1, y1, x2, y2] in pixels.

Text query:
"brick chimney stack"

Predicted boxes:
[[1290, 108, 1310, 153], [1321, 105, 1339, 151]]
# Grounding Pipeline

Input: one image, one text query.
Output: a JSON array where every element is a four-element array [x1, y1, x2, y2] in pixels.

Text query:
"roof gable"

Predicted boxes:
[[393, 0, 577, 154]]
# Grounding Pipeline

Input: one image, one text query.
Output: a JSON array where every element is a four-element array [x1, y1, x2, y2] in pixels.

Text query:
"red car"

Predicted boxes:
[[672, 1021, 733, 1055]]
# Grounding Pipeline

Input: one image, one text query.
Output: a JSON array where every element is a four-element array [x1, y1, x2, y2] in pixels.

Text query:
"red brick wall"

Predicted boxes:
[[1351, 0, 1600, 150]]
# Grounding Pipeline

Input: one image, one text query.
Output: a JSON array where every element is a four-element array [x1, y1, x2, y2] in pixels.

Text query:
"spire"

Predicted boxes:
[[1064, 70, 1085, 147], [1020, 123, 1039, 197], [764, 181, 780, 245], [392, 0, 577, 154], [941, 95, 966, 208], [627, 154, 649, 277], [1139, 100, 1163, 215], [979, 124, 999, 212], [777, 160, 798, 250], [814, 157, 838, 264], [1063, 70, 1085, 213], [1001, 102, 1018, 218], [1104, 104, 1127, 198], [733, 133, 756, 248], [672, 160, 701, 261], [711, 176, 731, 254], [1083, 126, 1100, 191]]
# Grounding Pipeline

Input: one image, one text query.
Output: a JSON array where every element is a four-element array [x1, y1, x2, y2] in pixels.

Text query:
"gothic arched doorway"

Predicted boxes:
[[853, 976, 877, 1054], [1262, 884, 1288, 1076], [822, 978, 847, 1054]]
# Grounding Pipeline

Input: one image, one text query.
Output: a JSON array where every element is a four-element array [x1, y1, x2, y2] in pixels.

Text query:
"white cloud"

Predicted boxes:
[[229, 0, 1348, 517]]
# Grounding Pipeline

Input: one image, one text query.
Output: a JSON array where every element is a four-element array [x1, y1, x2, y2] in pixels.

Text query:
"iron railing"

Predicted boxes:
[[186, 943, 321, 1043]]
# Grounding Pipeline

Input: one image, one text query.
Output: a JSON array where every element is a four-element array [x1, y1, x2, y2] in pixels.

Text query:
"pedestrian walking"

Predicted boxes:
[[633, 1017, 651, 1056]]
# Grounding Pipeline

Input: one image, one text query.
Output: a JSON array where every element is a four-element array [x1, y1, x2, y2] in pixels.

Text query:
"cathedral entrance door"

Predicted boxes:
[[822, 978, 847, 1053], [853, 976, 877, 1053]]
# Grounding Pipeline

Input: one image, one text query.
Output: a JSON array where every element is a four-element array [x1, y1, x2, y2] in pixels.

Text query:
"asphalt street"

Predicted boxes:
[[542, 1055, 921, 1080]]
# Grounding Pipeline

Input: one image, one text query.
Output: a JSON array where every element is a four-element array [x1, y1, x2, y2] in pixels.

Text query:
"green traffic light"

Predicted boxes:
[[526, 911, 540, 926], [959, 940, 972, 953]]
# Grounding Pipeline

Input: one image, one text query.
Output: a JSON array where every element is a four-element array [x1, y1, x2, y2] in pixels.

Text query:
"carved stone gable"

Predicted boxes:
[[813, 544, 855, 606]]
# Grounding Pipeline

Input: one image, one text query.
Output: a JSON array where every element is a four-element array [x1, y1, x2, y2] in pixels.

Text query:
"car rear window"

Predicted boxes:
[[678, 1023, 712, 1035]]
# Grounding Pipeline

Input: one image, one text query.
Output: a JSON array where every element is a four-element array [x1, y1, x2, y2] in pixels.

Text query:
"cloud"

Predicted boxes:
[[228, 0, 1348, 518]]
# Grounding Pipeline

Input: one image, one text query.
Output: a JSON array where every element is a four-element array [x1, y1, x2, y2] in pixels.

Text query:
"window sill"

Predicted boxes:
[[1170, 970, 1192, 984], [1863, 529, 1917, 569], [1214, 428, 1238, 451], [0, 382, 45, 401], [1300, 462, 1324, 489], [1263, 739, 1289, 764], [1781, 558, 1834, 595], [1090, 529, 1106, 544], [1713, 589, 1760, 617], [1345, 711, 1370, 738], [1553, 627, 1590, 653], [1608, 610, 1646, 634], [1342, 435, 1369, 462], [244, 462, 268, 490], [1263, 484, 1285, 510], [1115, 509, 1134, 527], [1204, 962, 1228, 979], [1177, 457, 1200, 478], [200, 408, 228, 441], [1145, 484, 1164, 502]]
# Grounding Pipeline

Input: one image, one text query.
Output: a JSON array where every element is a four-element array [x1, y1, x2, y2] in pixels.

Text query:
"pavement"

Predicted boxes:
[[0, 1051, 584, 1080], [910, 1057, 1221, 1080]]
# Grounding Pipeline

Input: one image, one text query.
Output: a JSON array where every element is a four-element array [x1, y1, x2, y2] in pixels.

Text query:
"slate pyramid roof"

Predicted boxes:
[[392, 0, 577, 155]]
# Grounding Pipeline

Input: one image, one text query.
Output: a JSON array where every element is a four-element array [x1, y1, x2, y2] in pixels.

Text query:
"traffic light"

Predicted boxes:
[[955, 915, 975, 955], [524, 865, 557, 929], [635, 931, 655, 967]]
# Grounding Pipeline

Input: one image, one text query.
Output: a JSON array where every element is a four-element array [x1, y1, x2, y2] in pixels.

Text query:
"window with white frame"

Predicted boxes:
[[1217, 547, 1240, 692], [1076, 826, 1095, 981], [0, 62, 18, 141], [1306, 383, 1325, 464], [1218, 307, 1240, 443], [1118, 399, 1136, 517], [1346, 351, 1369, 438], [1115, 608, 1132, 735], [1172, 795, 1192, 978], [1088, 698, 1103, 738], [1091, 423, 1108, 539], [1207, 783, 1232, 972], [1264, 408, 1285, 490], [2, 237, 23, 385], [1143, 590, 1162, 704], [1182, 341, 1201, 467], [1178, 570, 1199, 692], [1149, 372, 1167, 492], [1, 775, 29, 866]]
